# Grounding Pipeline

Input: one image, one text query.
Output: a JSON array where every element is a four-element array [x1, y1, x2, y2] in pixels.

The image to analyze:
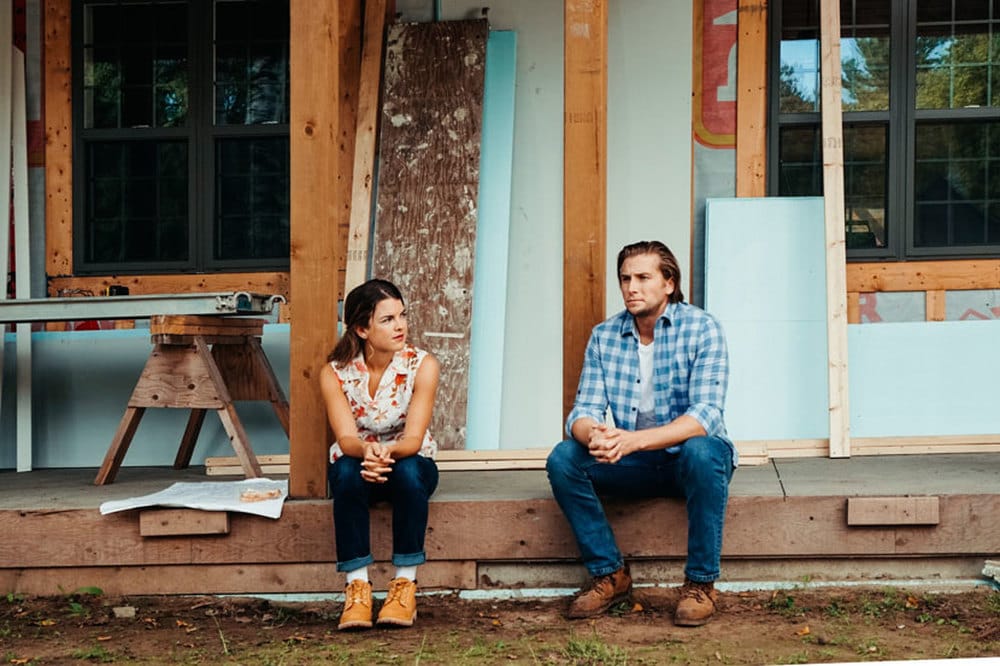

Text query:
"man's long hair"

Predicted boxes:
[[616, 240, 685, 304]]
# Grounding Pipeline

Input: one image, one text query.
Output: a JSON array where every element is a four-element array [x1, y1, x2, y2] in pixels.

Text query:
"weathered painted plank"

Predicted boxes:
[[372, 20, 488, 450]]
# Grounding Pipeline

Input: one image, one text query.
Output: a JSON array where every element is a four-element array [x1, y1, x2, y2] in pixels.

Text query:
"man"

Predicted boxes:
[[546, 240, 736, 626]]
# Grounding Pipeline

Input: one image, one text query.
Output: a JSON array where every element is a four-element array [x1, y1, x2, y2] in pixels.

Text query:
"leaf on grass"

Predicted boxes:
[[142, 617, 158, 627], [96, 635, 112, 641], [905, 596, 920, 609], [795, 625, 810, 636], [715, 651, 723, 661], [10, 658, 31, 665], [631, 602, 644, 613], [175, 619, 192, 628], [185, 626, 199, 634], [38, 618, 56, 626], [234, 615, 253, 624], [491, 619, 502, 627], [286, 634, 307, 642]]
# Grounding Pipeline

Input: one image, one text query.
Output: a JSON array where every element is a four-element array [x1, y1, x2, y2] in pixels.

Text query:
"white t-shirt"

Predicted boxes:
[[636, 340, 657, 429]]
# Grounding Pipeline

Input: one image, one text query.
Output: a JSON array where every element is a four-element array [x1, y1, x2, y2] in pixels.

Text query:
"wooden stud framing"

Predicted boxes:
[[344, 0, 387, 295], [43, 0, 73, 278], [563, 0, 607, 421], [847, 259, 1000, 293], [735, 0, 767, 197], [288, 0, 349, 498], [925, 289, 946, 321], [819, 0, 850, 458]]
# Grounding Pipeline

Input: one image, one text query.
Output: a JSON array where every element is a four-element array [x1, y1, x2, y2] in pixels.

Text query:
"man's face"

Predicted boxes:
[[619, 253, 674, 319]]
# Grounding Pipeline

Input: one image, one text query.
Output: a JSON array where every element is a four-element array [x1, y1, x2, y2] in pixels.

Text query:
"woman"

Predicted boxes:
[[320, 279, 440, 631]]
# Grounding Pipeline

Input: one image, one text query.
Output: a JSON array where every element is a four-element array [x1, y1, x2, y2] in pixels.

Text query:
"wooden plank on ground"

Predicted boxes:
[[563, 0, 607, 423], [819, 0, 850, 458], [344, 0, 387, 295], [139, 509, 230, 536], [847, 497, 940, 526], [0, 561, 476, 596], [735, 0, 767, 198], [372, 19, 488, 450], [289, 0, 345, 498]]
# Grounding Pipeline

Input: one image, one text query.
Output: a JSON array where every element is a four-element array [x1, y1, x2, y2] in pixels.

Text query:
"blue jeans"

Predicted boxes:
[[329, 454, 439, 573], [546, 436, 734, 583]]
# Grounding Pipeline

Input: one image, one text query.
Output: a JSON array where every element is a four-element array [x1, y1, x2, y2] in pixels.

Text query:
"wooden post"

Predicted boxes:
[[736, 0, 767, 197], [819, 0, 851, 458], [43, 0, 73, 278], [344, 0, 387, 296], [289, 0, 346, 498], [563, 0, 607, 421]]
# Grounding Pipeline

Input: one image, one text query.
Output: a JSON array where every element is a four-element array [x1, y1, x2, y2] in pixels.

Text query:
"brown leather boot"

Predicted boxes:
[[376, 577, 418, 627], [674, 579, 718, 626], [338, 579, 373, 630], [566, 565, 632, 619]]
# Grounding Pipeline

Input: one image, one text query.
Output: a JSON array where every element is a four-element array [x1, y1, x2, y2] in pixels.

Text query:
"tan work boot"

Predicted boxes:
[[376, 577, 418, 627], [566, 565, 632, 619], [674, 579, 718, 626], [337, 579, 373, 630]]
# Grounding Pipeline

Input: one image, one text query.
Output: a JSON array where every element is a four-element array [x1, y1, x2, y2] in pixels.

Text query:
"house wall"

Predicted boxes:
[[439, 0, 693, 446]]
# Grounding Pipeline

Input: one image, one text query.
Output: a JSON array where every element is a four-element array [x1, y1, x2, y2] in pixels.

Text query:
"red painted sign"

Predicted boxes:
[[694, 0, 737, 148]]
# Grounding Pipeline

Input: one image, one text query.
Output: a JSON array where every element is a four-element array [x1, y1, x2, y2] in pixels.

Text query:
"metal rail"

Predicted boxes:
[[0, 292, 285, 324]]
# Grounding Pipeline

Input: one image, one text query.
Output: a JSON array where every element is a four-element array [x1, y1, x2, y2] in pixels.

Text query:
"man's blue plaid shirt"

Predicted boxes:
[[565, 300, 733, 461]]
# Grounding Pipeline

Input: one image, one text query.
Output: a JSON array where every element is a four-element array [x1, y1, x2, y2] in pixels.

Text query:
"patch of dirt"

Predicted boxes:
[[2, 584, 998, 664]]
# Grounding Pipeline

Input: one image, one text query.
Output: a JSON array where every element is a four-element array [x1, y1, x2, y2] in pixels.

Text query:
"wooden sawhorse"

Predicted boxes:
[[94, 315, 290, 485]]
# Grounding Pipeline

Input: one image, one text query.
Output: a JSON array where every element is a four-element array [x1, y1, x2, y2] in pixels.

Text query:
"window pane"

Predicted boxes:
[[215, 0, 289, 125], [914, 122, 1000, 247], [916, 2, 1000, 109], [778, 123, 888, 248], [84, 140, 189, 264], [215, 137, 289, 260], [780, 0, 890, 113], [82, 2, 188, 129]]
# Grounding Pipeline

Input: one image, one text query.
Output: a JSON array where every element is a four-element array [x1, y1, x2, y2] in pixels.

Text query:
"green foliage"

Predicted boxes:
[[71, 644, 115, 662], [563, 634, 629, 666]]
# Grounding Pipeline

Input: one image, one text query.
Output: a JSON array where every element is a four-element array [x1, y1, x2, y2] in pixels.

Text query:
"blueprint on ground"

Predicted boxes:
[[99, 478, 288, 519]]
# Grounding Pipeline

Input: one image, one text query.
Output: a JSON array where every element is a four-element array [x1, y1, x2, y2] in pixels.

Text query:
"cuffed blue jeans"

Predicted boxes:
[[546, 436, 734, 583], [329, 454, 439, 573]]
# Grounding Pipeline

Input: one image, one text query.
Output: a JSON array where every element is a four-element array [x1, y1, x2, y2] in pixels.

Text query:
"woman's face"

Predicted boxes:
[[358, 298, 407, 355]]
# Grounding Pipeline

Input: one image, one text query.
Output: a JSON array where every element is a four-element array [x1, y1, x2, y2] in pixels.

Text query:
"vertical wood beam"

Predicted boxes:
[[925, 290, 946, 321], [337, 0, 362, 300], [43, 0, 72, 277], [819, 0, 850, 458], [736, 0, 767, 197], [344, 0, 386, 295], [289, 0, 346, 498], [563, 0, 607, 421]]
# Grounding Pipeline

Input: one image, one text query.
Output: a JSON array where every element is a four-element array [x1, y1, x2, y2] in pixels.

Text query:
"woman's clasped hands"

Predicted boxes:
[[360, 442, 394, 483]]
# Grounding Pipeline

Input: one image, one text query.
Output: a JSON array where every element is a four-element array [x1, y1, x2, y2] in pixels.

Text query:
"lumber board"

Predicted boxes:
[[151, 315, 267, 329], [372, 20, 488, 450], [150, 323, 264, 337], [735, 0, 767, 197], [924, 290, 946, 321], [344, 0, 387, 294], [819, 0, 851, 458], [48, 273, 290, 301], [847, 497, 940, 526], [289, 0, 344, 498], [563, 0, 607, 421], [847, 259, 1000, 293], [128, 345, 225, 409], [3, 494, 997, 569], [139, 509, 230, 536], [0, 561, 476, 596], [43, 0, 72, 277]]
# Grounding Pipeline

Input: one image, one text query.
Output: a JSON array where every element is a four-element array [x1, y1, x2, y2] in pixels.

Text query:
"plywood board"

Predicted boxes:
[[372, 20, 488, 450], [139, 509, 230, 536], [847, 497, 940, 526]]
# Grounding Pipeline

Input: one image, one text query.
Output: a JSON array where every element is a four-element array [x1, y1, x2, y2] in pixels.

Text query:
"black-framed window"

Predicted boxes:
[[770, 0, 1000, 260], [73, 0, 290, 274]]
